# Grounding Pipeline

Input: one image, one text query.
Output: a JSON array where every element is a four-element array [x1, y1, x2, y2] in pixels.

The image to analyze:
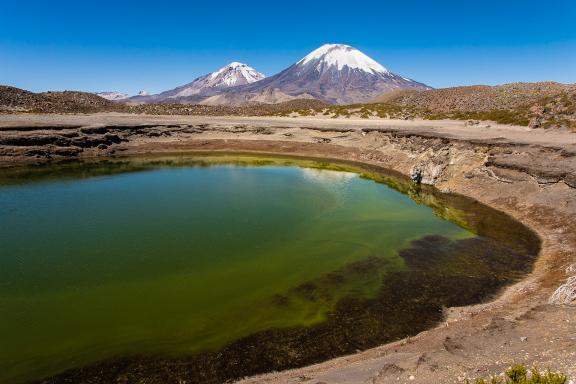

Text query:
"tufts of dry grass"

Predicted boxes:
[[469, 365, 568, 384]]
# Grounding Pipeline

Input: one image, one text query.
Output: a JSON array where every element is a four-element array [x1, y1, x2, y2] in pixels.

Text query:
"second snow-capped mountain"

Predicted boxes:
[[133, 62, 265, 103]]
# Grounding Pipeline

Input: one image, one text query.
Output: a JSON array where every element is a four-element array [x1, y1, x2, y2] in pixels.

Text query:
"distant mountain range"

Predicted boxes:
[[96, 91, 129, 101], [116, 44, 430, 105], [200, 44, 430, 105], [97, 90, 148, 100]]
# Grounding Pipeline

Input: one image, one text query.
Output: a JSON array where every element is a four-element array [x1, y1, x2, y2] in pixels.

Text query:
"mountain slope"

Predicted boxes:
[[133, 62, 265, 103], [203, 44, 430, 105]]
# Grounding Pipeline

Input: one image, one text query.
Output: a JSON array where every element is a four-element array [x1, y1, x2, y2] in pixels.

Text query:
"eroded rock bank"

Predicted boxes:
[[0, 115, 575, 383]]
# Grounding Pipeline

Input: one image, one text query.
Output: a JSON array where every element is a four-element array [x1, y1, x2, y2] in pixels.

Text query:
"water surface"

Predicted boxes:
[[0, 155, 539, 383]]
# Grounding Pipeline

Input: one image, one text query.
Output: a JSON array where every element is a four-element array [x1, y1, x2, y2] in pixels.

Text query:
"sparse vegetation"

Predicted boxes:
[[468, 365, 568, 384], [260, 83, 576, 129], [2, 82, 575, 129], [427, 109, 531, 126]]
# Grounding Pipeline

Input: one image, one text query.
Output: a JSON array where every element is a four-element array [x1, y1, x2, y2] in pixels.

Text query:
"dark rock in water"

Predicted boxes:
[[271, 294, 289, 306], [294, 281, 319, 301]]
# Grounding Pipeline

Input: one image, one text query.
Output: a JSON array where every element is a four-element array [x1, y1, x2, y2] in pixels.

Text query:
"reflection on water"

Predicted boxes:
[[300, 168, 357, 201], [301, 168, 357, 184], [0, 154, 539, 384]]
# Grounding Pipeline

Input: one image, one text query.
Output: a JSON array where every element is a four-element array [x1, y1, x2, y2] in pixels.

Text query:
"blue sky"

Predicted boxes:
[[1, 0, 575, 95]]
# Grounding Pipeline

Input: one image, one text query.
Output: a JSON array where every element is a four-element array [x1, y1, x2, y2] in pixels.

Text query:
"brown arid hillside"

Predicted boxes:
[[375, 82, 576, 129], [273, 82, 576, 130], [372, 83, 571, 110], [0, 86, 125, 113], [0, 85, 329, 116]]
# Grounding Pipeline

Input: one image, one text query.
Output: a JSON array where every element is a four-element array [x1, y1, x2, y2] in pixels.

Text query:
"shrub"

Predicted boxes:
[[468, 365, 568, 384]]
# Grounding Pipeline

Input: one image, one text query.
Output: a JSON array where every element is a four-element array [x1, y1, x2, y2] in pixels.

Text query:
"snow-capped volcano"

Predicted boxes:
[[133, 62, 265, 103], [164, 62, 265, 98], [297, 44, 391, 75], [203, 44, 430, 105]]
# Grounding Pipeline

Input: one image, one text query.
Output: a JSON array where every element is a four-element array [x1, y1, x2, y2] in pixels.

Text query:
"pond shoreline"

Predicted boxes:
[[1, 114, 575, 383]]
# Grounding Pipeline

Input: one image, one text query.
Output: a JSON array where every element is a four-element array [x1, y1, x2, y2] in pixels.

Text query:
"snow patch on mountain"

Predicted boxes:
[[298, 44, 390, 75], [208, 62, 264, 85], [96, 91, 129, 101]]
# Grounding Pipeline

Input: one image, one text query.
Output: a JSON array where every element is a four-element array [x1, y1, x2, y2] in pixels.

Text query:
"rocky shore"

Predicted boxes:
[[1, 114, 575, 383]]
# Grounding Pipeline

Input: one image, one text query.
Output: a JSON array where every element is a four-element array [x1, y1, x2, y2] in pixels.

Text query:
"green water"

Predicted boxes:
[[0, 155, 538, 384]]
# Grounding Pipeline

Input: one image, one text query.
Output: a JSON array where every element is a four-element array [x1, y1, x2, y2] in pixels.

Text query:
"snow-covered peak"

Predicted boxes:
[[137, 90, 150, 96], [159, 62, 265, 99], [298, 44, 390, 75], [208, 62, 265, 86], [95, 91, 129, 101]]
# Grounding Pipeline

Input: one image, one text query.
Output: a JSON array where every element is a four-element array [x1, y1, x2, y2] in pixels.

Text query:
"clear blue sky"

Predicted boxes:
[[1, 0, 575, 95]]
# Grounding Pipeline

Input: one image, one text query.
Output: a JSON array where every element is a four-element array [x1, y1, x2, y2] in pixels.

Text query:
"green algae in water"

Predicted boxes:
[[0, 155, 538, 384]]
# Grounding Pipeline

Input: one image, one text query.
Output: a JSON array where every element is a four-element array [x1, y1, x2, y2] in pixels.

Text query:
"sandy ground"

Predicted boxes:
[[0, 114, 575, 384], [1, 113, 575, 149]]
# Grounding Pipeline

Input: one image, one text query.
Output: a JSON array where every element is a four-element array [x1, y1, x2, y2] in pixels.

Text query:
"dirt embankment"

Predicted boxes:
[[0, 114, 575, 383]]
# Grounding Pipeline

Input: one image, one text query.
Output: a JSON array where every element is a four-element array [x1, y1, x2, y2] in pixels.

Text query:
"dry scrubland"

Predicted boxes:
[[1, 82, 575, 130], [277, 83, 576, 130]]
